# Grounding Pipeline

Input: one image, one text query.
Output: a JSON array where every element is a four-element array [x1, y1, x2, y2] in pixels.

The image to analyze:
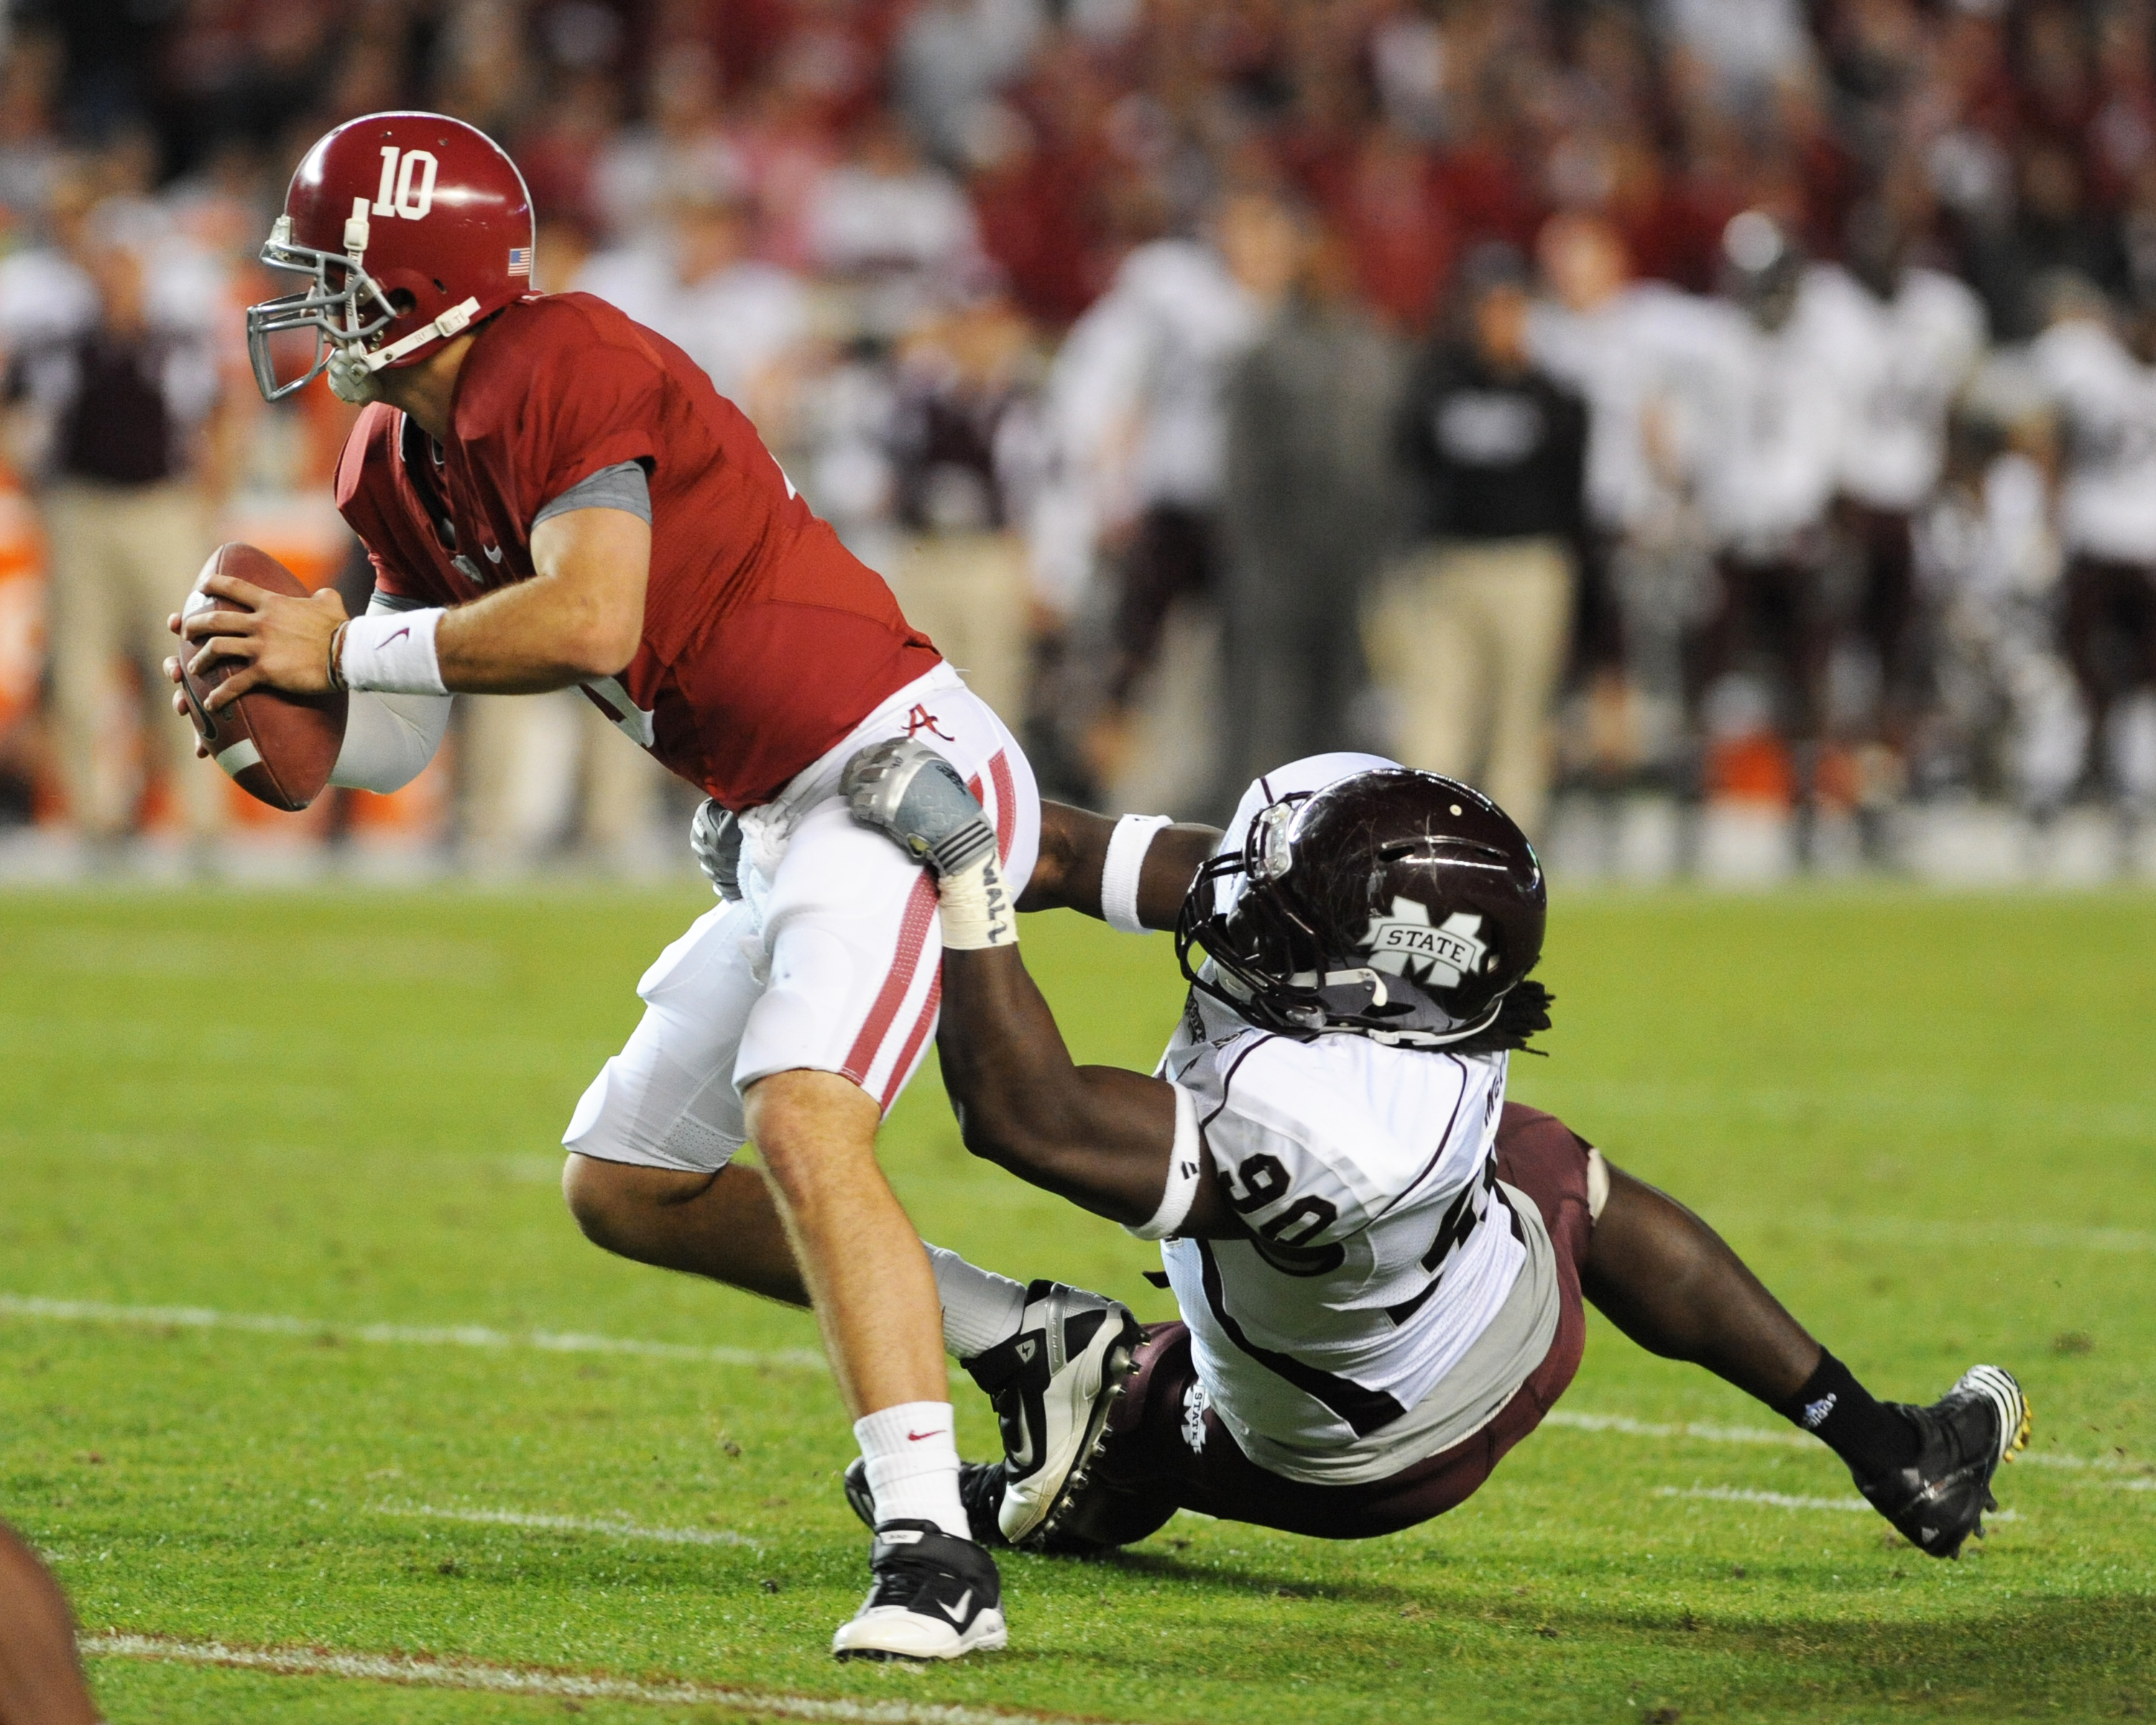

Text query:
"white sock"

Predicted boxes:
[[926, 1244, 1028, 1360], [854, 1401, 970, 1542]]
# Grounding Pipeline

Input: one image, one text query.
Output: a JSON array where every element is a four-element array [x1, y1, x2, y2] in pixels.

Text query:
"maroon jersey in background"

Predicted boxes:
[[336, 291, 939, 809]]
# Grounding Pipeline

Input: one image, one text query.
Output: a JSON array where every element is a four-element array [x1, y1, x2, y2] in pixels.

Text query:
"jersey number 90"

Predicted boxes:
[[1223, 1152, 1346, 1276]]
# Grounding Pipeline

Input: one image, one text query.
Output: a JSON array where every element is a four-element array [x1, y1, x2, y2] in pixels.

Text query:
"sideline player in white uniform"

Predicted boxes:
[[1697, 213, 1846, 768], [828, 743, 2030, 1557], [1530, 212, 1749, 754], [1791, 202, 1986, 737], [2030, 274, 2156, 803]]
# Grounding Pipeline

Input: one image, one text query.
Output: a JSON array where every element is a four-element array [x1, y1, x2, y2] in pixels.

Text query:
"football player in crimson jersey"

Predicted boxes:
[[164, 111, 1029, 1660], [818, 747, 2031, 1563]]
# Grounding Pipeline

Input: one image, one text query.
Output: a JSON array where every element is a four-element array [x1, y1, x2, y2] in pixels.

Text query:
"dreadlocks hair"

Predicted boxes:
[[1447, 977, 1554, 1057]]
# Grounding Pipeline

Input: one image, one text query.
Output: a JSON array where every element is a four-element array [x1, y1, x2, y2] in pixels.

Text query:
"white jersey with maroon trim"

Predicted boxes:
[[1529, 283, 1751, 535], [1152, 752, 1562, 1486], [1158, 1003, 1552, 1484], [2030, 315, 2156, 564], [1790, 263, 1984, 515], [1701, 310, 1843, 555]]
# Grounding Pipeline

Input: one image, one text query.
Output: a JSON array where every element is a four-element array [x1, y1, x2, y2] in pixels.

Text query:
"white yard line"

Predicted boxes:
[[1647, 1475, 2018, 1518], [1547, 1407, 2145, 1481], [0, 1293, 826, 1372], [80, 1635, 1097, 1724], [1657, 1485, 1871, 1513], [1654, 1484, 2023, 1521], [1544, 1409, 1815, 1452], [372, 1502, 763, 1549]]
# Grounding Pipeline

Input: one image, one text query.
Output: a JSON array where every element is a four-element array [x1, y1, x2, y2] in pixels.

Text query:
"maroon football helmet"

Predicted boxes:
[[1176, 768, 1547, 1049], [246, 111, 535, 401]]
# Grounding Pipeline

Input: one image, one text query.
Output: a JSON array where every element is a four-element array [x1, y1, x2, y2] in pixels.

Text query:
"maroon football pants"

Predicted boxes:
[[1051, 1103, 1595, 1548]]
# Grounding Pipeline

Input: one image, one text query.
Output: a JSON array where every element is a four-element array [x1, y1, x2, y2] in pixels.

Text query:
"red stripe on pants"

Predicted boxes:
[[988, 750, 1015, 862], [841, 869, 939, 1087], [852, 745, 1010, 1102], [879, 974, 943, 1109]]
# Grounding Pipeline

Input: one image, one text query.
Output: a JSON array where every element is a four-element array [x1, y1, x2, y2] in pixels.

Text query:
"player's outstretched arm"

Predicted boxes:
[[845, 742, 1235, 1238], [936, 937, 1235, 1234], [1021, 801, 1220, 927]]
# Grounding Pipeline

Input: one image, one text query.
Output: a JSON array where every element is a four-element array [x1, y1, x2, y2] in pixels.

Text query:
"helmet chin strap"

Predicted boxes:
[[327, 344, 381, 404], [330, 198, 383, 403], [328, 295, 482, 404], [361, 296, 482, 372]]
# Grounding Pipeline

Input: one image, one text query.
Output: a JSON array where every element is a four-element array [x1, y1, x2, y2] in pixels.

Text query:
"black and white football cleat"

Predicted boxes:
[[1856, 1364, 2031, 1559], [829, 1520, 1007, 1662], [843, 1456, 1008, 1547], [963, 1280, 1140, 1545]]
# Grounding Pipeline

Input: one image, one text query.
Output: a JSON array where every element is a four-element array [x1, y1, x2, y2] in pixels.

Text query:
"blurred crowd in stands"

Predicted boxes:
[[1, 0, 2155, 881]]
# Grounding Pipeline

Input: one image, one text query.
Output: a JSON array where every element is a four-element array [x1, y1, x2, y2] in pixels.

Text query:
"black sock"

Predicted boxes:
[[1772, 1351, 1919, 1478]]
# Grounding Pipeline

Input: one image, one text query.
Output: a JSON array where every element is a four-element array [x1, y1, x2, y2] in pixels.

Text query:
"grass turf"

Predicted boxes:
[[1, 885, 2151, 1724]]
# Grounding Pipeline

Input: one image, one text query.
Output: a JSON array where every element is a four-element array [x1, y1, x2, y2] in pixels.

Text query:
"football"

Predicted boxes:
[[177, 543, 349, 812]]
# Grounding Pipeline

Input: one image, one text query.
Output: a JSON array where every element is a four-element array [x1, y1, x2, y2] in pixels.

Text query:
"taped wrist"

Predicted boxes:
[[937, 851, 1018, 950], [338, 607, 448, 696], [1125, 1085, 1203, 1241], [927, 811, 997, 878], [1102, 814, 1172, 933]]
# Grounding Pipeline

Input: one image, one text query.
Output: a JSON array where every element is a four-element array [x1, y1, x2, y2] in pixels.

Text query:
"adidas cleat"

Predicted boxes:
[[830, 1520, 1007, 1662], [963, 1280, 1139, 1545], [843, 1455, 1008, 1547], [1858, 1363, 2031, 1559]]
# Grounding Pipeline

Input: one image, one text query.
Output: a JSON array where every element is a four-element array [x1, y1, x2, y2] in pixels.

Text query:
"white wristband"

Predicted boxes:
[[1125, 1085, 1204, 1241], [937, 852, 1018, 951], [338, 607, 448, 696], [1102, 814, 1173, 934]]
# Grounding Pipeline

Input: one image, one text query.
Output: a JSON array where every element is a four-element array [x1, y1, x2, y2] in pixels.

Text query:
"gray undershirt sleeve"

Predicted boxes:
[[326, 592, 455, 794], [533, 459, 653, 528], [333, 461, 648, 793]]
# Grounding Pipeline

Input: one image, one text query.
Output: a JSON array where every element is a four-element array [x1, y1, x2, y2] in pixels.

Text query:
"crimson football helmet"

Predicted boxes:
[[1176, 768, 1549, 1049], [247, 111, 534, 402]]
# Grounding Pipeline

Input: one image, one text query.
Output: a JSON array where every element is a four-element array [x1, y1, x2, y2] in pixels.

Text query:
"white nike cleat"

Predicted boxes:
[[962, 1280, 1139, 1546], [830, 1521, 1008, 1662]]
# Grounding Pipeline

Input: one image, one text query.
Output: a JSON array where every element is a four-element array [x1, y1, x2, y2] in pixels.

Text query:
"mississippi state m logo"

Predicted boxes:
[[1363, 899, 1490, 991]]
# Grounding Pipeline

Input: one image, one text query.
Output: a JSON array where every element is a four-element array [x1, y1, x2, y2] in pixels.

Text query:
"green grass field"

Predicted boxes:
[[3, 886, 2152, 1724]]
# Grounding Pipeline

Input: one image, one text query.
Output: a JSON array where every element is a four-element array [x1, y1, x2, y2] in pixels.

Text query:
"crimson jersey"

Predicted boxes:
[[335, 292, 939, 809]]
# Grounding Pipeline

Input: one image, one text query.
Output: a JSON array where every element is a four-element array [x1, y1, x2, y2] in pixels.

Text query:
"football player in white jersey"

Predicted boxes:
[[829, 742, 2030, 1560], [1530, 212, 1748, 765], [2030, 271, 2156, 802], [1700, 212, 1846, 765], [1792, 200, 1986, 742]]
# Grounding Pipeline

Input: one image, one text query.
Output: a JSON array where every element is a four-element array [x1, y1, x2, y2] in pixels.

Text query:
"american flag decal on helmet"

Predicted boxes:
[[507, 246, 532, 277]]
